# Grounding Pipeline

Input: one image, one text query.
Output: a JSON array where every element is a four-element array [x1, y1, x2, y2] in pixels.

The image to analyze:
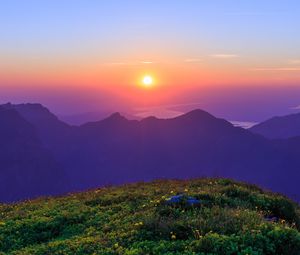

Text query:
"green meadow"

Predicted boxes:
[[1, 178, 300, 255]]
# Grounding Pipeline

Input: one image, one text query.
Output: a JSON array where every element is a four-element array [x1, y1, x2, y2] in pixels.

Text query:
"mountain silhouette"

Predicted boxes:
[[59, 111, 139, 125], [0, 106, 67, 202], [2, 103, 71, 146], [1, 103, 300, 202], [250, 112, 300, 139]]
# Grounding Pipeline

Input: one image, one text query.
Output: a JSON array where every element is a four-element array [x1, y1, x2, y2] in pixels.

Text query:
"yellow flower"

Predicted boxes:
[[184, 188, 188, 192], [114, 243, 119, 248], [171, 234, 176, 240], [139, 221, 143, 226], [170, 190, 174, 194]]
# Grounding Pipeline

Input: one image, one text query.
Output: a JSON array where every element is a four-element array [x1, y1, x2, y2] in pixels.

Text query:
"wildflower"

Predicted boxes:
[[184, 188, 188, 192], [161, 195, 166, 199], [171, 234, 176, 240], [0, 222, 5, 226], [139, 221, 143, 226], [170, 190, 174, 194], [114, 243, 119, 248], [194, 229, 202, 239]]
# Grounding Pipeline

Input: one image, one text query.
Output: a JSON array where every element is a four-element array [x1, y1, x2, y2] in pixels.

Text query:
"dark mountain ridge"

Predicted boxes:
[[1, 103, 300, 202], [0, 106, 67, 202], [250, 112, 300, 139]]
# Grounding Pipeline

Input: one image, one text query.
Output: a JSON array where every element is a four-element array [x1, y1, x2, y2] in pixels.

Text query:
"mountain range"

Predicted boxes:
[[250, 112, 300, 139], [1, 102, 300, 202]]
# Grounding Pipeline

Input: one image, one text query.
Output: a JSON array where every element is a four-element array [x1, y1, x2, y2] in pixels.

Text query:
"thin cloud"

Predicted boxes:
[[184, 58, 202, 63], [135, 109, 184, 119], [288, 59, 300, 65], [210, 54, 238, 59], [290, 105, 300, 110], [230, 121, 258, 129], [140, 61, 154, 64], [135, 102, 203, 112], [251, 67, 300, 71]]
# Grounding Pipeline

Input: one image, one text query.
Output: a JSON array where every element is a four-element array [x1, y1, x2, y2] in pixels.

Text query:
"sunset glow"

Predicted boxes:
[[0, 0, 299, 121], [142, 75, 154, 88]]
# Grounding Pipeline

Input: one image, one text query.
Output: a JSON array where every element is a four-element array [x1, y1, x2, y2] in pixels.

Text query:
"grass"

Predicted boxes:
[[0, 178, 300, 254]]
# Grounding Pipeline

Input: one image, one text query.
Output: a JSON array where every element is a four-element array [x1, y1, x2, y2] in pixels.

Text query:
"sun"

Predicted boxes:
[[142, 75, 153, 87]]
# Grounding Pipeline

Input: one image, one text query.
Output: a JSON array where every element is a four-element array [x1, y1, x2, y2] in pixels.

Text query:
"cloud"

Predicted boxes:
[[140, 61, 154, 64], [210, 54, 238, 59], [251, 67, 300, 71], [134, 109, 184, 119], [290, 105, 300, 110], [135, 102, 203, 112], [288, 59, 300, 65], [134, 102, 206, 119], [184, 58, 202, 63], [230, 121, 258, 129]]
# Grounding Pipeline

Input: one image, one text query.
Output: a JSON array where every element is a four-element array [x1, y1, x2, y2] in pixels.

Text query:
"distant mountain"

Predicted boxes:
[[0, 106, 67, 202], [2, 103, 72, 146], [1, 103, 300, 202], [250, 112, 300, 139], [59, 111, 139, 125], [75, 109, 300, 200]]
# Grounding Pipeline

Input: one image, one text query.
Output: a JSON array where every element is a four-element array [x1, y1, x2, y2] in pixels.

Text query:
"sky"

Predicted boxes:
[[1, 0, 300, 121]]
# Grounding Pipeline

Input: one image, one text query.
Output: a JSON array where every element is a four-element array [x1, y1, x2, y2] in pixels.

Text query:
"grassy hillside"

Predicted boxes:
[[0, 178, 300, 255]]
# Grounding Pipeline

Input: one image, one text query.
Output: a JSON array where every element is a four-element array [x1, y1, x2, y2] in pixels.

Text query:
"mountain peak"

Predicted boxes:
[[176, 109, 216, 120], [106, 112, 127, 121], [140, 116, 158, 122], [250, 112, 300, 139], [2, 102, 48, 112]]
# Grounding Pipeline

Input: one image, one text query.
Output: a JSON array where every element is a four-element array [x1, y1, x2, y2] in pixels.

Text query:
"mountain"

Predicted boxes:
[[74, 109, 300, 200], [59, 111, 139, 125], [1, 103, 300, 202], [2, 103, 72, 146], [0, 106, 67, 202], [250, 112, 300, 139], [0, 178, 299, 254]]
